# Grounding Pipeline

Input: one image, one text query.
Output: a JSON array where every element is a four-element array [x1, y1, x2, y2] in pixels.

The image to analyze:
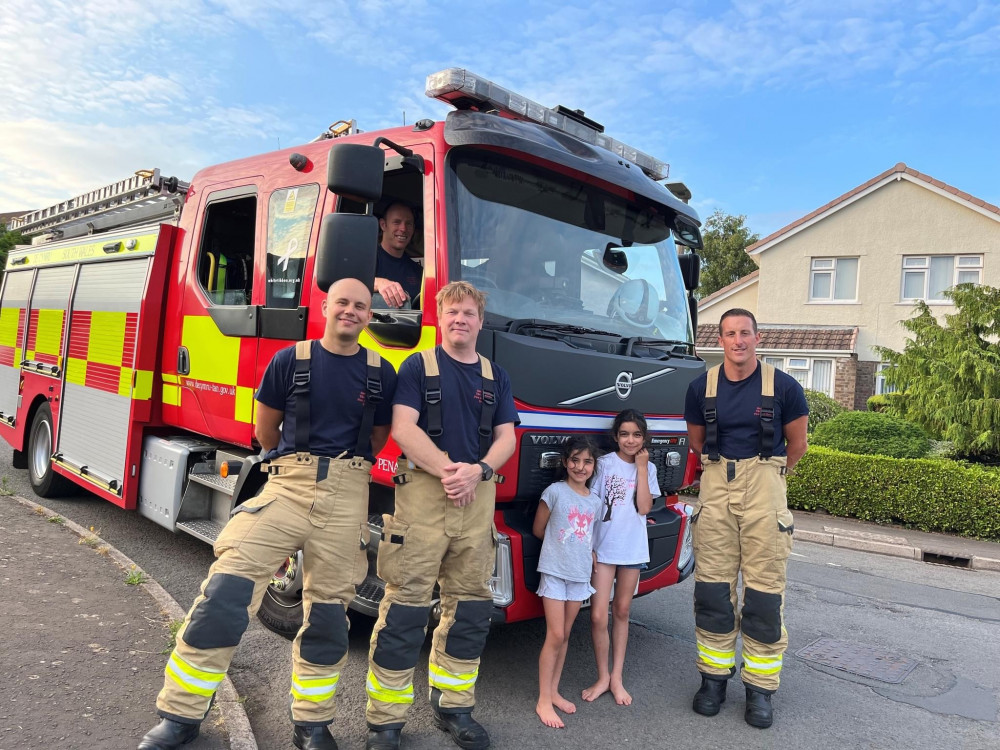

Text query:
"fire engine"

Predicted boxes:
[[1, 68, 705, 636]]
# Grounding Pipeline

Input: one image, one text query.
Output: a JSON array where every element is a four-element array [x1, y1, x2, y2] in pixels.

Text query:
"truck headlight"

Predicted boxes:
[[489, 532, 514, 607], [677, 514, 694, 570]]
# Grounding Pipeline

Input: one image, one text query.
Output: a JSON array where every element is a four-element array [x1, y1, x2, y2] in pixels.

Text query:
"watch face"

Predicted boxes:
[[479, 462, 493, 480]]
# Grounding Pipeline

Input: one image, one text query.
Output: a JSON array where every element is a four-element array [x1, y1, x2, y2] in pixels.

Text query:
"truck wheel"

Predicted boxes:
[[27, 402, 72, 498], [256, 551, 304, 640]]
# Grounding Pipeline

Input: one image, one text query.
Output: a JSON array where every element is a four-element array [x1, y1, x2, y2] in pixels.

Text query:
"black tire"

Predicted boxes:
[[27, 402, 73, 498]]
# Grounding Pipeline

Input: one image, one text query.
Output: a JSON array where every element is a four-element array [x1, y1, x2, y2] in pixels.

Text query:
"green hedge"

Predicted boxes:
[[788, 446, 1000, 541], [803, 389, 844, 433], [811, 410, 930, 459]]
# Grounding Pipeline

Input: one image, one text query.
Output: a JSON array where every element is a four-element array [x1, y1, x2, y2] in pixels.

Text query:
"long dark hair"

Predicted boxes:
[[612, 408, 649, 444], [554, 436, 599, 489]]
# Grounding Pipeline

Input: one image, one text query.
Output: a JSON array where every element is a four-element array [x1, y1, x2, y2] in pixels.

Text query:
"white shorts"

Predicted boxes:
[[537, 573, 595, 602]]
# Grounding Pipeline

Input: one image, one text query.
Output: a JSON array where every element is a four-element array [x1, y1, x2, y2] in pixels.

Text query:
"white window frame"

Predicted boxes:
[[809, 257, 858, 302], [900, 254, 983, 303], [762, 356, 835, 397], [875, 362, 897, 395]]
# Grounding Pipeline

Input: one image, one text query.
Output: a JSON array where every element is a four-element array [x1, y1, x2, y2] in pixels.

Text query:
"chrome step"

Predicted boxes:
[[352, 574, 385, 617], [176, 518, 227, 544], [188, 473, 237, 494]]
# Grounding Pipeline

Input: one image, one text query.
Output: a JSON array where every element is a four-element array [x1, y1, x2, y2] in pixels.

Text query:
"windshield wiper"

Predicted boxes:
[[511, 320, 622, 337], [625, 337, 694, 359]]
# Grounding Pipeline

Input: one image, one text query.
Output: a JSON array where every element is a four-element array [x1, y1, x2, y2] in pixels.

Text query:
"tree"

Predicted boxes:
[[697, 210, 759, 299], [0, 228, 25, 275], [875, 284, 1000, 461]]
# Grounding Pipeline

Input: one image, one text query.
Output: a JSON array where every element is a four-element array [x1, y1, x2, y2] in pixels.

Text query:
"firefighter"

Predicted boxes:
[[373, 202, 422, 309], [138, 277, 397, 750], [683, 308, 808, 729], [365, 281, 518, 750]]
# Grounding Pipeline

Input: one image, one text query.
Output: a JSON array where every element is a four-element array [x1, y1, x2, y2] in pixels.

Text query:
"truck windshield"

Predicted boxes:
[[447, 149, 692, 343]]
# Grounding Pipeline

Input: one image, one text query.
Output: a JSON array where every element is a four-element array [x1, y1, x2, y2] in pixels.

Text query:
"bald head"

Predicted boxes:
[[328, 276, 372, 303], [322, 277, 373, 349]]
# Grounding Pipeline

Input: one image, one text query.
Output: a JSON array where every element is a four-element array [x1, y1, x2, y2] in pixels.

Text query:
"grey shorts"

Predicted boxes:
[[537, 573, 595, 602]]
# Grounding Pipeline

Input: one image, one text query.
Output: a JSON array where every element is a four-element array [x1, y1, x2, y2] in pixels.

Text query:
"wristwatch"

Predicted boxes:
[[477, 461, 494, 481]]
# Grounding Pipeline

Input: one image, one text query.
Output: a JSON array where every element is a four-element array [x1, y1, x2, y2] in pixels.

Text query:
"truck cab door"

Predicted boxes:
[[169, 182, 262, 447], [254, 182, 324, 393]]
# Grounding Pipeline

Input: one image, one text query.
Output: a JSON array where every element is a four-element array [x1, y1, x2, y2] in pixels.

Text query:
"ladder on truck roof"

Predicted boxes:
[[8, 169, 190, 242]]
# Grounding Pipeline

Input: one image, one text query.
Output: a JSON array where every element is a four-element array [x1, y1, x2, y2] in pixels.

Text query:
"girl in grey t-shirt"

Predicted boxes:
[[533, 437, 601, 729]]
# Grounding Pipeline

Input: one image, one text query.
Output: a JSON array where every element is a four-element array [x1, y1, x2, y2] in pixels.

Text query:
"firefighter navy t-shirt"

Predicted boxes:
[[684, 361, 808, 459], [375, 247, 422, 302], [394, 347, 519, 465], [255, 341, 397, 462]]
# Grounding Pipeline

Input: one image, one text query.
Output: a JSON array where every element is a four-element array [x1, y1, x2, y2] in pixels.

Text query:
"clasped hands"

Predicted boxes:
[[440, 461, 481, 507]]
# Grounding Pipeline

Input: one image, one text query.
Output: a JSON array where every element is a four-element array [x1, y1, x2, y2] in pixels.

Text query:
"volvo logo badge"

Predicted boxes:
[[615, 371, 633, 400]]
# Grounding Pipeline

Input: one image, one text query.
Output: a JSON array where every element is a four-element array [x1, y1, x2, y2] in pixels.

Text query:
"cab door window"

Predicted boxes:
[[196, 192, 257, 306], [265, 184, 320, 309]]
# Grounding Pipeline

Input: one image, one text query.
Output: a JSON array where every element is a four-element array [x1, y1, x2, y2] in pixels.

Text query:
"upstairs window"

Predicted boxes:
[[809, 257, 858, 301], [901, 254, 982, 302]]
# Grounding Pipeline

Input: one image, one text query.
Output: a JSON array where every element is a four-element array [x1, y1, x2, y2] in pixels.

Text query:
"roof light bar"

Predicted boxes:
[[426, 68, 669, 181]]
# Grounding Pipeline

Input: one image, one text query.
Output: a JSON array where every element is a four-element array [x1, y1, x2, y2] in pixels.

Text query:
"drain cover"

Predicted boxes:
[[796, 638, 918, 684]]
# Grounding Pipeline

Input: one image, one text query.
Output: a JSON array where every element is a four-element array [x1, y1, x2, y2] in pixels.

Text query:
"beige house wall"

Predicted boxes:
[[698, 280, 759, 327], [755, 178, 1000, 359]]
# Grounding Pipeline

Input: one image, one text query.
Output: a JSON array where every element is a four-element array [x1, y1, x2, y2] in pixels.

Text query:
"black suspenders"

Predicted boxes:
[[292, 341, 382, 457], [702, 362, 776, 460], [421, 347, 497, 461]]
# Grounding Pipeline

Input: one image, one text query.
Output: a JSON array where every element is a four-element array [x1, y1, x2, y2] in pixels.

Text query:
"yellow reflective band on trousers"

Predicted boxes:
[[291, 672, 340, 703], [697, 641, 737, 669], [743, 652, 783, 676], [366, 670, 414, 704], [428, 663, 478, 692], [165, 653, 225, 698]]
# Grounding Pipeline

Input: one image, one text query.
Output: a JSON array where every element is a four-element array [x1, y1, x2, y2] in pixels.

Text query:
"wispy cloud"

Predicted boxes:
[[1, 0, 998, 214]]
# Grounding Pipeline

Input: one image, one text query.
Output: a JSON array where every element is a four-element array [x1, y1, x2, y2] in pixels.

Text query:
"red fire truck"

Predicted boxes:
[[1, 68, 704, 636]]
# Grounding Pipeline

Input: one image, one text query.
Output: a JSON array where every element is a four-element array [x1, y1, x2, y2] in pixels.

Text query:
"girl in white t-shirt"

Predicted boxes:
[[533, 436, 600, 728], [583, 409, 660, 706]]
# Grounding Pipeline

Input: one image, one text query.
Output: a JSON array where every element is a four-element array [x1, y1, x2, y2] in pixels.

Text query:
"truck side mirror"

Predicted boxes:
[[678, 252, 701, 292], [327, 144, 384, 202], [315, 214, 378, 293], [672, 215, 703, 250]]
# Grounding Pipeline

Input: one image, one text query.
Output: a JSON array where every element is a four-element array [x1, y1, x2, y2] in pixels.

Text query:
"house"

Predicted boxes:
[[697, 163, 1000, 409]]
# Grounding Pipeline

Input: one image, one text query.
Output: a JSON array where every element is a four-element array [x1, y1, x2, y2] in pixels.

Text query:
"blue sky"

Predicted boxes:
[[2, 0, 998, 239]]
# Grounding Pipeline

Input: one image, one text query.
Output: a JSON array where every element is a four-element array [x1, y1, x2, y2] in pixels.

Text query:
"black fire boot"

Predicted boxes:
[[691, 674, 728, 716], [433, 710, 491, 750], [744, 685, 774, 728], [137, 718, 200, 750], [365, 727, 402, 750], [293, 724, 339, 750]]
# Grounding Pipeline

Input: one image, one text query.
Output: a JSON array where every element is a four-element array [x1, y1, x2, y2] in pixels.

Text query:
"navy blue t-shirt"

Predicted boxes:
[[375, 247, 422, 302], [256, 341, 397, 462], [394, 347, 519, 464], [684, 362, 808, 459]]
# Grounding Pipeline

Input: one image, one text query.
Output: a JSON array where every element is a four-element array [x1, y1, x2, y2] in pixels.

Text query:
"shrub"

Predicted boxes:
[[803, 389, 845, 433], [866, 394, 889, 413], [811, 411, 930, 459], [788, 446, 1000, 541]]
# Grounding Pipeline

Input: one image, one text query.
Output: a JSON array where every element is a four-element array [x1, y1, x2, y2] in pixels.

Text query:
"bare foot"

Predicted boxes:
[[582, 677, 610, 702], [553, 693, 577, 714], [610, 679, 632, 706], [536, 701, 565, 728]]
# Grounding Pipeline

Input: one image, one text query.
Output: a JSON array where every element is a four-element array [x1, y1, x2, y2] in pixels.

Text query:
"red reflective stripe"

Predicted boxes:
[[68, 311, 91, 360], [84, 361, 121, 394]]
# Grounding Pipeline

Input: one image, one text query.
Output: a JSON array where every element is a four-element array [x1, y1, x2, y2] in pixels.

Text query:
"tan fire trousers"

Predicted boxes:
[[156, 453, 371, 726], [692, 454, 794, 693], [366, 469, 498, 730]]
